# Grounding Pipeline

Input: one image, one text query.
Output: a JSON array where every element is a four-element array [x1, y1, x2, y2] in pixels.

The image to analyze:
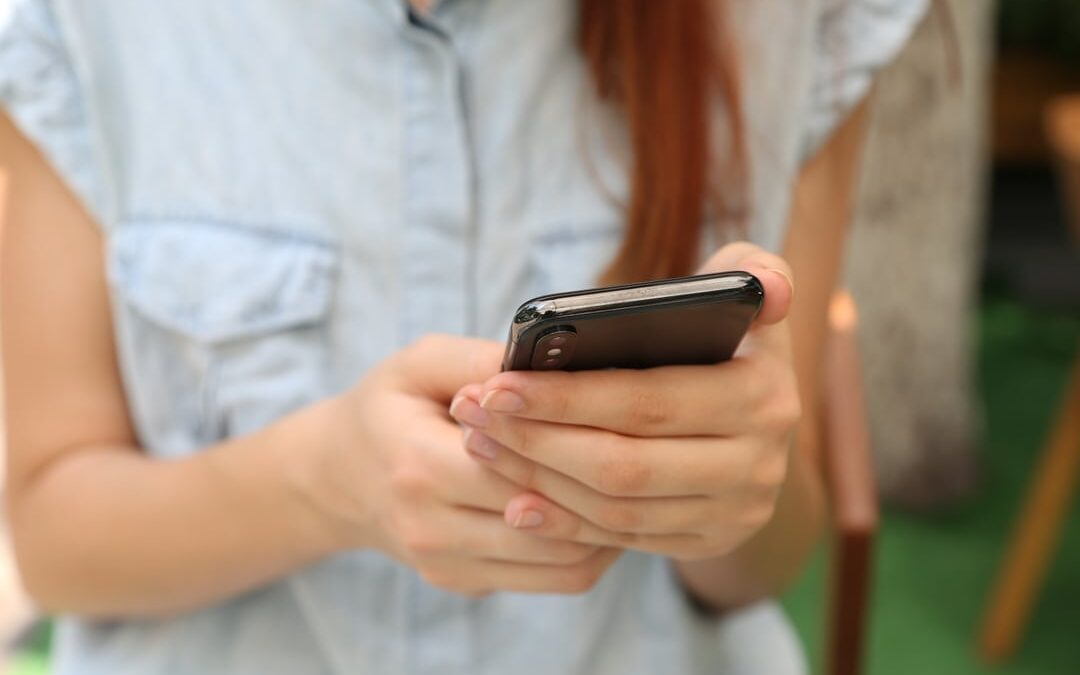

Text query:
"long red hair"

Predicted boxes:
[[578, 0, 746, 283]]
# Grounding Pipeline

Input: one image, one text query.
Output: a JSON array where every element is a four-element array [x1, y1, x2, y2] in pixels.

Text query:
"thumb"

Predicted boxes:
[[696, 242, 794, 327], [395, 334, 505, 402]]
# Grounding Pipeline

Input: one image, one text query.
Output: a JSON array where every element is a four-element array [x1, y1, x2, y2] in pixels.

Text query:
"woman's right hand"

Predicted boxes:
[[298, 334, 621, 597]]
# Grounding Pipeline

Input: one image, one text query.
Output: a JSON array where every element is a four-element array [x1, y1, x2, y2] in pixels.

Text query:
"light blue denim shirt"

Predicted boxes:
[[0, 0, 925, 673]]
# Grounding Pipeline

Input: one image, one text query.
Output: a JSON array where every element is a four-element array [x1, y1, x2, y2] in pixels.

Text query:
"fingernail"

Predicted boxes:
[[511, 509, 544, 529], [480, 389, 525, 413], [767, 267, 795, 299], [450, 397, 489, 428], [462, 427, 498, 461], [449, 394, 465, 418]]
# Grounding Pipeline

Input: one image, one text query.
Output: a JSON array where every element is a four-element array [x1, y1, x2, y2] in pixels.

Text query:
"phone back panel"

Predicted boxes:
[[502, 273, 763, 371]]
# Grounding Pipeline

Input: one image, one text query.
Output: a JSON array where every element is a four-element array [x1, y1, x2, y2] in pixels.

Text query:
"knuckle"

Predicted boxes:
[[595, 452, 653, 497], [625, 386, 671, 431], [389, 464, 433, 501]]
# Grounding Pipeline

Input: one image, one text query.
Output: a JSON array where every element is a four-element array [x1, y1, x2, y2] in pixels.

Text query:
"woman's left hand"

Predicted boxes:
[[449, 243, 800, 561]]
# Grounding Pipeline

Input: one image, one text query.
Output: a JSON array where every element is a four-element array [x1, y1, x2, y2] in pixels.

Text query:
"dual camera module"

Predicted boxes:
[[529, 327, 577, 370]]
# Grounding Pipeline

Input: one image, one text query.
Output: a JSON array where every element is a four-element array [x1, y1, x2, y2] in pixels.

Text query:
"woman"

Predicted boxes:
[[0, 1, 926, 673]]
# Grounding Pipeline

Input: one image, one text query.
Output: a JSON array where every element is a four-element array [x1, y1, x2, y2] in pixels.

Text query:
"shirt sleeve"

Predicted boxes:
[[0, 0, 106, 222], [800, 0, 930, 159]]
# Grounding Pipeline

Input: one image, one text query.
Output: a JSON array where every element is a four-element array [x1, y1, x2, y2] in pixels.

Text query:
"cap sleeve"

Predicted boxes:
[[800, 0, 929, 159], [0, 0, 106, 223]]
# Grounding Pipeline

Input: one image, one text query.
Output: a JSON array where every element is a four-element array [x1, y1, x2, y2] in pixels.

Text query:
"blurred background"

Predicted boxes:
[[2, 0, 1080, 673]]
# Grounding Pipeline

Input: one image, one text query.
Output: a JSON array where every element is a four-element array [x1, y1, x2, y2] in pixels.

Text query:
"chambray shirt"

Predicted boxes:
[[0, 1, 925, 673]]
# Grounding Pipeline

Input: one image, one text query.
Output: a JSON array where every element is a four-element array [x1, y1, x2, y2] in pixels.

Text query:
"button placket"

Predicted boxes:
[[399, 15, 476, 343], [400, 14, 477, 675]]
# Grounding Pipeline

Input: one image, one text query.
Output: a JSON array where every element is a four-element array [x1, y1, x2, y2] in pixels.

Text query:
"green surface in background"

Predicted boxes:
[[9, 295, 1080, 675], [7, 653, 46, 675], [785, 295, 1080, 674]]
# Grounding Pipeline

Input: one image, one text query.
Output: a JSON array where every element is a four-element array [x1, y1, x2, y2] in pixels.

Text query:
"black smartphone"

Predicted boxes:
[[501, 271, 763, 371]]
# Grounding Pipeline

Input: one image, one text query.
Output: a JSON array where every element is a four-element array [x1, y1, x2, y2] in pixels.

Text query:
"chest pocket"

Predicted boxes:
[[107, 219, 339, 455]]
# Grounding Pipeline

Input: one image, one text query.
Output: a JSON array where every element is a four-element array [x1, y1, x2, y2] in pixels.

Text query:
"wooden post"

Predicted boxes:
[[823, 292, 879, 675], [977, 346, 1080, 662], [976, 95, 1080, 664]]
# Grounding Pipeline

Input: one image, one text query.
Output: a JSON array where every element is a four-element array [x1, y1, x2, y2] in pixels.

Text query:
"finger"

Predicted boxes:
[[698, 243, 794, 361], [417, 417, 524, 512], [438, 507, 600, 565], [447, 547, 624, 596], [502, 491, 707, 556], [452, 398, 752, 497], [473, 359, 771, 437], [696, 242, 794, 327], [462, 431, 717, 535], [396, 334, 504, 402], [450, 383, 485, 421]]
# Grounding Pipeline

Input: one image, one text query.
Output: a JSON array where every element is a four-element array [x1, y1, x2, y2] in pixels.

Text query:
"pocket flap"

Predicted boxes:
[[108, 220, 338, 343]]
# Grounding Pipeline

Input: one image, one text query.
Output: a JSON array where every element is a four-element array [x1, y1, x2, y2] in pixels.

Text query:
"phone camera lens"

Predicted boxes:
[[530, 327, 577, 370]]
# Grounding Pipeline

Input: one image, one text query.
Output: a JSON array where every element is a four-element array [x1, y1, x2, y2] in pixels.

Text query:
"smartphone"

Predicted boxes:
[[501, 271, 763, 372]]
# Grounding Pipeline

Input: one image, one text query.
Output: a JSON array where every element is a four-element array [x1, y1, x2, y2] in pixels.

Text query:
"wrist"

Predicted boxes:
[[275, 395, 376, 555], [266, 397, 358, 557]]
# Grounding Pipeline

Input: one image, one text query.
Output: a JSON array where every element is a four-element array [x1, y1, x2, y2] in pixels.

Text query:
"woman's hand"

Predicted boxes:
[[300, 335, 620, 596], [0, 110, 619, 615], [449, 243, 800, 562]]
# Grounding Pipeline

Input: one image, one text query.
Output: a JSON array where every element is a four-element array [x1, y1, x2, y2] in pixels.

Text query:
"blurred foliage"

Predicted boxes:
[[999, 0, 1080, 68], [7, 652, 47, 675], [22, 622, 49, 657]]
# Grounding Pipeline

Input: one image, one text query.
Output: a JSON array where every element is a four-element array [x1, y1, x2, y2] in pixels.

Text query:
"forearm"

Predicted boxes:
[[673, 98, 872, 611], [9, 398, 344, 618], [672, 444, 825, 609]]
